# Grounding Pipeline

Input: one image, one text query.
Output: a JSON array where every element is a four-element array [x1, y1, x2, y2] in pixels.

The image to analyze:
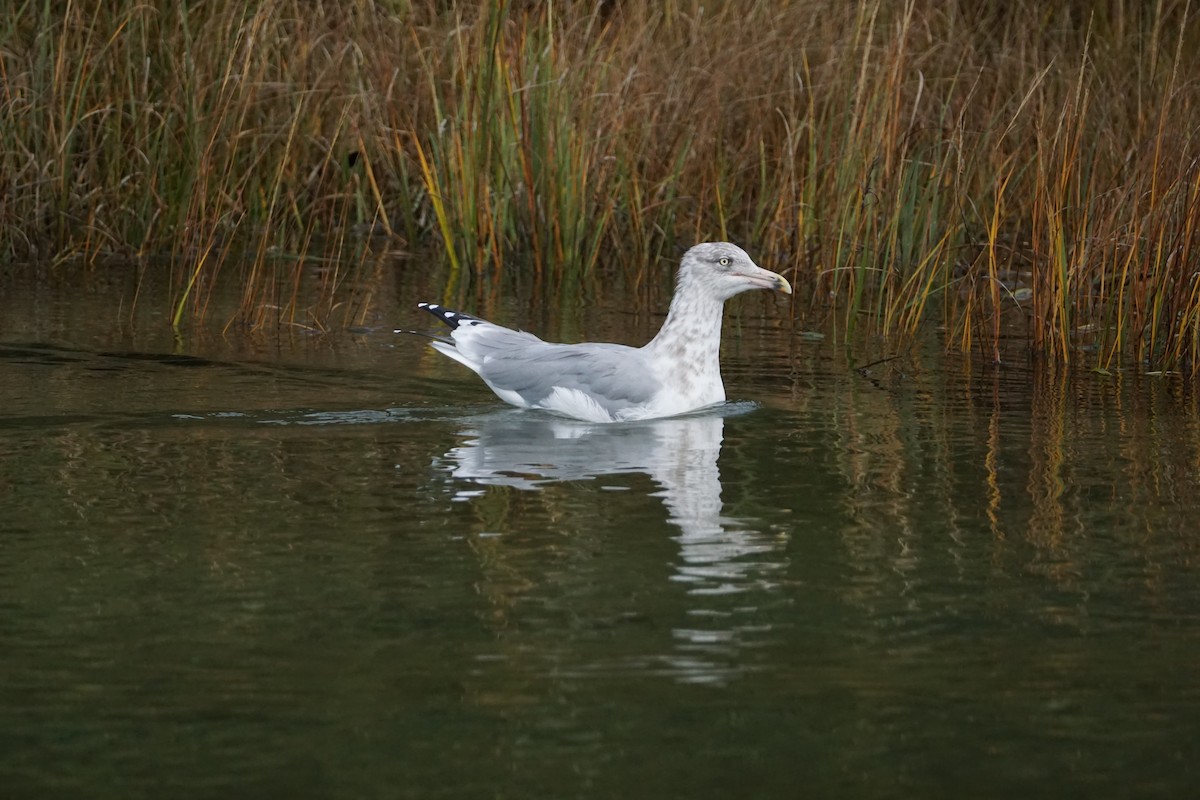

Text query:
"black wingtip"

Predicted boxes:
[[418, 302, 485, 330]]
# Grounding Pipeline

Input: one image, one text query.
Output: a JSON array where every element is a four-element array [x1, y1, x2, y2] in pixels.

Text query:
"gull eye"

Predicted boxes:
[[718, 257, 731, 267]]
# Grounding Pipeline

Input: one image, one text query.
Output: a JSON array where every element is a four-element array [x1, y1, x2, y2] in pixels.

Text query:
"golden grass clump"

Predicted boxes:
[[1, 0, 1198, 366]]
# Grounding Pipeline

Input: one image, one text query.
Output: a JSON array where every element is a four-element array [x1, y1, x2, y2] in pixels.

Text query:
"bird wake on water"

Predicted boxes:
[[409, 242, 791, 423]]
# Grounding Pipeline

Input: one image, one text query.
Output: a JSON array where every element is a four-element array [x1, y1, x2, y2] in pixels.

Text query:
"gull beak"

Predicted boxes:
[[737, 265, 793, 295]]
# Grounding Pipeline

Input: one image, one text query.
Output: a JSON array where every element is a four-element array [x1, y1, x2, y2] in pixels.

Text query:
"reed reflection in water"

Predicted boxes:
[[4, 299, 1200, 796]]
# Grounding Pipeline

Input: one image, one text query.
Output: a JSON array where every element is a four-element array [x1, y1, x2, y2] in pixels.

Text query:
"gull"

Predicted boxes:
[[412, 242, 791, 423]]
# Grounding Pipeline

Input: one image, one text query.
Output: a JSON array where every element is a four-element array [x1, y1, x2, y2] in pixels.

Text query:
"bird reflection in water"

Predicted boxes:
[[436, 405, 788, 684]]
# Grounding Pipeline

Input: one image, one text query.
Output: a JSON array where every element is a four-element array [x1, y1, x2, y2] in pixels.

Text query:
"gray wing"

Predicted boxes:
[[478, 340, 662, 415]]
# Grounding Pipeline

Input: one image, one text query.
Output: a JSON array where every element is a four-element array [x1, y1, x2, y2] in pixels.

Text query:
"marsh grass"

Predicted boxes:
[[2, 0, 1198, 366]]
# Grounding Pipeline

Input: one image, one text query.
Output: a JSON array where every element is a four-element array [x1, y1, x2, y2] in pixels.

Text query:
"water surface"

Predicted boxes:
[[2, 264, 1199, 798]]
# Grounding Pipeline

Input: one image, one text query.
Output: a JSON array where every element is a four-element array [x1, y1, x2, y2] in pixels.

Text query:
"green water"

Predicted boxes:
[[2, 267, 1199, 798]]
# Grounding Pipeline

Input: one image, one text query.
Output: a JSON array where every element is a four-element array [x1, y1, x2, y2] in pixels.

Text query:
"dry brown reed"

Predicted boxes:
[[1, 0, 1197, 365]]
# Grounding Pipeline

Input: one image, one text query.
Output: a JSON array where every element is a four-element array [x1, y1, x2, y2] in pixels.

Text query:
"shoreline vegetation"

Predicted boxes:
[[1, 1, 1198, 366]]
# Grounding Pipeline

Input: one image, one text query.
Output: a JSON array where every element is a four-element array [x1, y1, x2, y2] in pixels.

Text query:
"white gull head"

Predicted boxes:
[[673, 242, 793, 302]]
